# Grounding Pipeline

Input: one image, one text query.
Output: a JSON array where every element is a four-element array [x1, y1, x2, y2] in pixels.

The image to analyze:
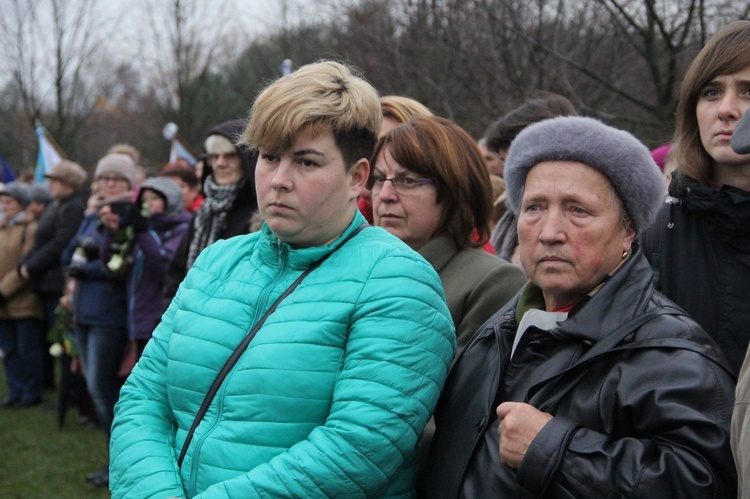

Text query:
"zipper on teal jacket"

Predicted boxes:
[[187, 240, 290, 497]]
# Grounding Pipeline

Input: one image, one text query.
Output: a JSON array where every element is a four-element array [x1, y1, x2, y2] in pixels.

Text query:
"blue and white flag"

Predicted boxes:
[[169, 135, 197, 165], [163, 122, 197, 166], [35, 124, 65, 183], [0, 154, 16, 183]]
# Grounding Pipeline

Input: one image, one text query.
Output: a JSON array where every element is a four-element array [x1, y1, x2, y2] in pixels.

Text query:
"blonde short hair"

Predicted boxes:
[[381, 95, 432, 124], [240, 60, 382, 169]]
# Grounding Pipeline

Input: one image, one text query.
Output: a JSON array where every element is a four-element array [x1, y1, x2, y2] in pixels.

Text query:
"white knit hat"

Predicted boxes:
[[95, 153, 137, 188]]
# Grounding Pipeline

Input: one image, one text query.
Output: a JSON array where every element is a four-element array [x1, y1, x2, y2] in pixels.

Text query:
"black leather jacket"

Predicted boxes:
[[426, 246, 737, 498]]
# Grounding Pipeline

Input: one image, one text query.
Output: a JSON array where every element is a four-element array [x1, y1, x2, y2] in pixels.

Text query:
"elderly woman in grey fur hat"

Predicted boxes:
[[426, 116, 737, 498]]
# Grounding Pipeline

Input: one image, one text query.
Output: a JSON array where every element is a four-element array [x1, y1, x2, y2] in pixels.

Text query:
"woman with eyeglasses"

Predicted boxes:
[[372, 116, 525, 355], [60, 152, 137, 487], [372, 116, 525, 496]]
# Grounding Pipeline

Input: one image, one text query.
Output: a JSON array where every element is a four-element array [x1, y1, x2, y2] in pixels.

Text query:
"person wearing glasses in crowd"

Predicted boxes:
[[108, 61, 455, 498], [357, 95, 433, 223], [371, 115, 526, 495], [372, 116, 525, 354], [61, 153, 138, 488]]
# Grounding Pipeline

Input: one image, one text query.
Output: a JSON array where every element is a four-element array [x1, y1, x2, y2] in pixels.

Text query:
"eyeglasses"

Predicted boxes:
[[97, 175, 128, 184], [367, 175, 434, 193]]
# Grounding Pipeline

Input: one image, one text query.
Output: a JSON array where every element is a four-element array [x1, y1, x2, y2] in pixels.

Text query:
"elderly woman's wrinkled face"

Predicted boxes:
[[255, 128, 367, 248], [372, 147, 443, 251], [517, 161, 635, 311]]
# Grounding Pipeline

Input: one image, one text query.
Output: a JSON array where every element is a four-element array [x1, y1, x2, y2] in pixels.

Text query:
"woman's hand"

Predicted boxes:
[[99, 204, 120, 233], [496, 402, 553, 469]]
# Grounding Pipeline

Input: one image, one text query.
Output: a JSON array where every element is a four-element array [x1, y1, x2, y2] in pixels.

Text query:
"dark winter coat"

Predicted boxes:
[[641, 172, 750, 375], [162, 120, 258, 305], [22, 189, 87, 296], [61, 213, 127, 328], [426, 245, 737, 498]]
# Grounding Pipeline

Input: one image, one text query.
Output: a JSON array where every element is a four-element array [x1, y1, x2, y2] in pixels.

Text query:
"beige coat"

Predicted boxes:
[[0, 212, 43, 320], [732, 346, 750, 497]]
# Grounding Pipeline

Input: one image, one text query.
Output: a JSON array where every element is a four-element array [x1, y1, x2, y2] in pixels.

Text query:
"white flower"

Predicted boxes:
[[49, 343, 64, 358], [108, 254, 125, 272]]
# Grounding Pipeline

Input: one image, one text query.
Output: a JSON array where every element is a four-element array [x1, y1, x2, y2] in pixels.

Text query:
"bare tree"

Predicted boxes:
[[474, 0, 748, 140], [0, 0, 109, 157], [330, 0, 747, 141], [2, 0, 747, 170], [139, 0, 242, 144]]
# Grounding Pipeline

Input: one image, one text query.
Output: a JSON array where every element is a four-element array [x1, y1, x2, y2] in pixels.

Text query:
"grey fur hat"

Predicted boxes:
[[0, 182, 32, 207], [504, 116, 664, 233], [138, 177, 183, 216], [29, 184, 53, 205]]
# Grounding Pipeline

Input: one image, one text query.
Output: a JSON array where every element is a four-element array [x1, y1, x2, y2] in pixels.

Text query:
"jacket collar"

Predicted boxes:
[[258, 210, 366, 270], [417, 232, 458, 272], [498, 245, 654, 345], [670, 172, 750, 236], [552, 244, 655, 343]]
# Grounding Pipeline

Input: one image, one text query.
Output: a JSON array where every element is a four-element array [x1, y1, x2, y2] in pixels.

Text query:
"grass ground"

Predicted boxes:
[[0, 367, 109, 498]]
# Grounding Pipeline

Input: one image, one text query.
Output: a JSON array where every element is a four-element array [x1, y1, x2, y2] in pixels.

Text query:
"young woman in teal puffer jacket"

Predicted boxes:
[[109, 61, 456, 498]]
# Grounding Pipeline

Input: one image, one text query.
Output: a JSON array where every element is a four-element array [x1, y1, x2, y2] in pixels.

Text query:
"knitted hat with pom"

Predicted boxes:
[[95, 153, 137, 188]]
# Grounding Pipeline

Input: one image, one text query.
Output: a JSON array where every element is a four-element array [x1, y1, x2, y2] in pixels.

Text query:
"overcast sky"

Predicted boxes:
[[0, 0, 331, 104]]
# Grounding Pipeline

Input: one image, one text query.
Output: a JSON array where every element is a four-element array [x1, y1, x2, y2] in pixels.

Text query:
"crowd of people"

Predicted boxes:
[[1, 19, 750, 498]]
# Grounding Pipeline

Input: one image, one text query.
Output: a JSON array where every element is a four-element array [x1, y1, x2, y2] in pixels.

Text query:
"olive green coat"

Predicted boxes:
[[419, 232, 526, 355]]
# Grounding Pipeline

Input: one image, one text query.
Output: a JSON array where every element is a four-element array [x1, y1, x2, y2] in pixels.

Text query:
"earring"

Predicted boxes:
[[622, 250, 629, 260]]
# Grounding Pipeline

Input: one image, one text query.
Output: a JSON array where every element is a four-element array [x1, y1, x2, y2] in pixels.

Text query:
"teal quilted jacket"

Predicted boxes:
[[109, 212, 456, 498]]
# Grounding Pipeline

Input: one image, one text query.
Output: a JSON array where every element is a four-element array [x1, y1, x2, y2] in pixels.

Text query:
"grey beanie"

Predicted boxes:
[[505, 116, 664, 233], [138, 177, 183, 216], [29, 184, 53, 205], [95, 153, 137, 188], [0, 182, 32, 207]]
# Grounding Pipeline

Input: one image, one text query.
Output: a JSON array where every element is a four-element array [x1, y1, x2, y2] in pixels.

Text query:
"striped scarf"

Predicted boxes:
[[186, 176, 240, 269]]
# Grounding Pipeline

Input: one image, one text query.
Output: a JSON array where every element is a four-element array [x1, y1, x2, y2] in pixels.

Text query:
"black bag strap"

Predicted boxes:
[[177, 223, 368, 468], [528, 307, 675, 412]]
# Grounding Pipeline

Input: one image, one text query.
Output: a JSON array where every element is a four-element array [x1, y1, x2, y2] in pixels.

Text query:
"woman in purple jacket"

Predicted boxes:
[[102, 177, 190, 359]]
